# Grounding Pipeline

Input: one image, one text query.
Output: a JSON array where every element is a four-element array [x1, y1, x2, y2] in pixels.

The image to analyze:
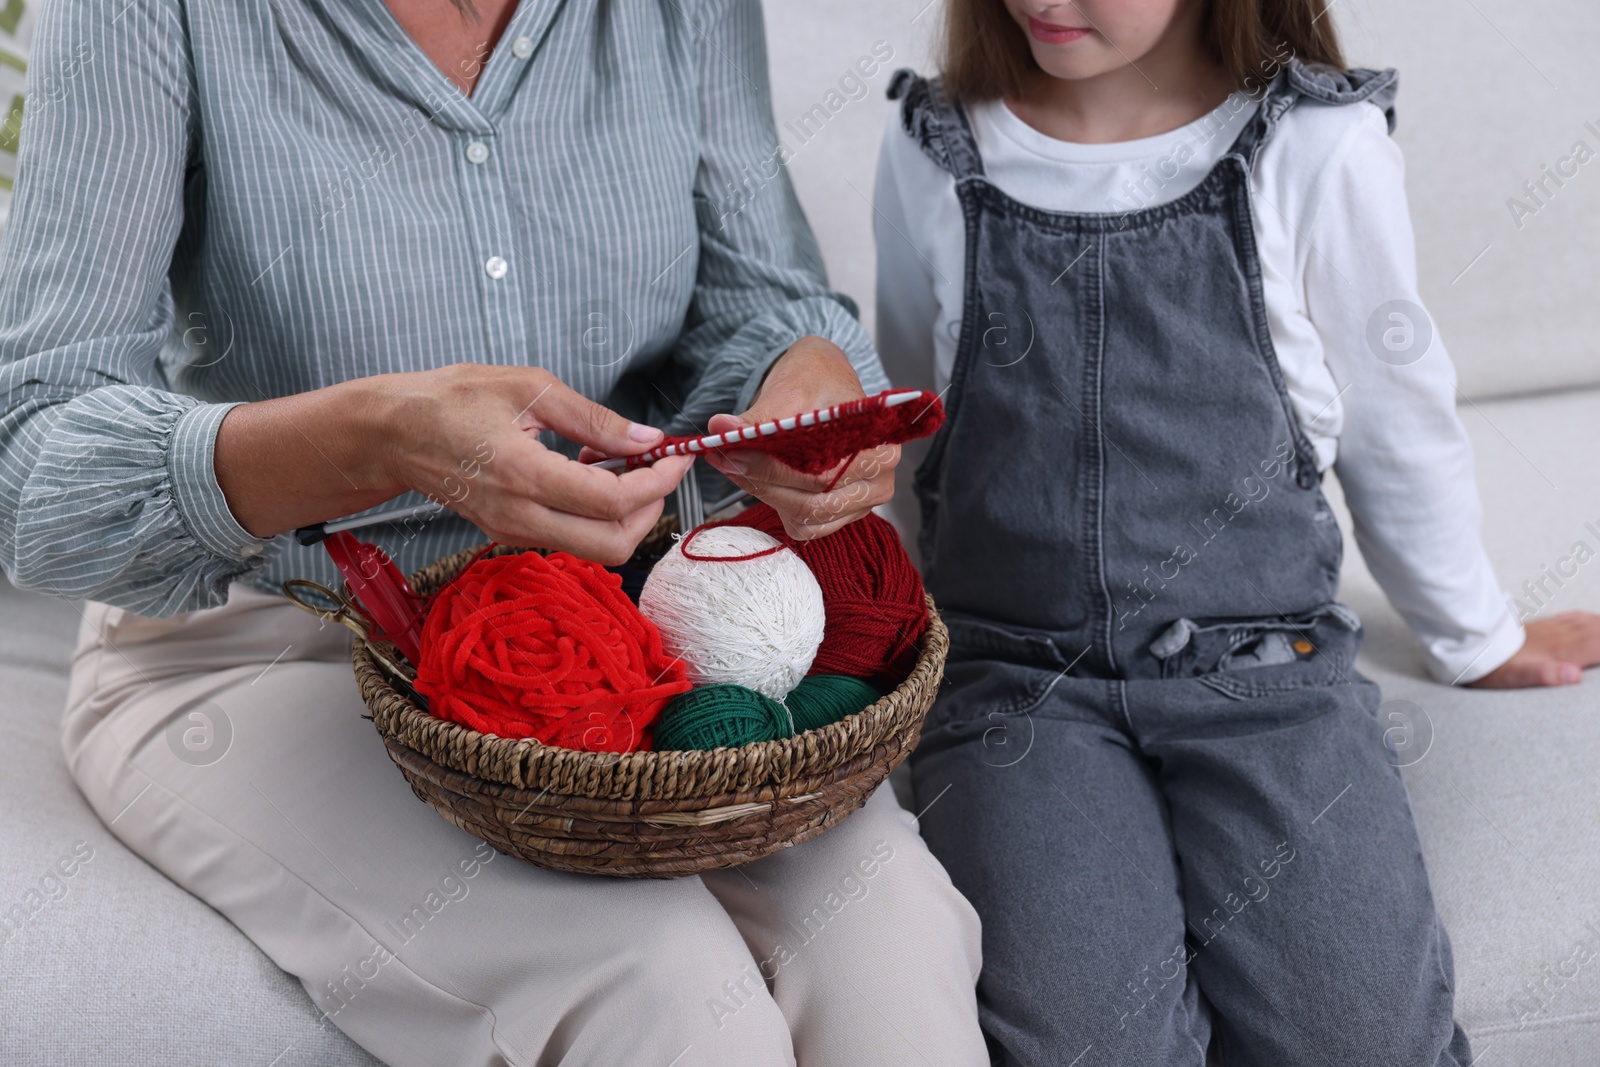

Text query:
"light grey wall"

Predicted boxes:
[[760, 1, 939, 347], [762, 0, 1600, 402]]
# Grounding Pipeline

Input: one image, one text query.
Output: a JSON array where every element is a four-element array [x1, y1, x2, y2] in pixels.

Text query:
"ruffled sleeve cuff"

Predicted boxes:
[[733, 341, 794, 416], [167, 400, 267, 562], [728, 299, 888, 418], [14, 387, 270, 615]]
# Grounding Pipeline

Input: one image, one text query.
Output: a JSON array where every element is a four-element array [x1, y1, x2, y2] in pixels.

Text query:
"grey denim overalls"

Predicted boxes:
[[891, 65, 1473, 1067]]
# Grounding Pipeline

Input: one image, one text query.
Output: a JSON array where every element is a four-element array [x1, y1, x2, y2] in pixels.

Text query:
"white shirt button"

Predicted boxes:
[[510, 36, 534, 59], [465, 141, 489, 165], [484, 256, 509, 280], [239, 542, 264, 558]]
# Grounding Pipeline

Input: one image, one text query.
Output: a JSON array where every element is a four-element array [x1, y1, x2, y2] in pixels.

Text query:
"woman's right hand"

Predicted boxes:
[[215, 364, 691, 565], [381, 364, 691, 563]]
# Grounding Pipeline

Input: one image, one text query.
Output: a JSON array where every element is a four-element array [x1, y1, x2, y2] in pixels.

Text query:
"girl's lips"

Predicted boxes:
[[1027, 16, 1091, 45]]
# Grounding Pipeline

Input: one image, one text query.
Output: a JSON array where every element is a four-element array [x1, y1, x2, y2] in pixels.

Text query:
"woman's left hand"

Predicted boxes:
[[1468, 611, 1600, 688], [703, 337, 899, 540]]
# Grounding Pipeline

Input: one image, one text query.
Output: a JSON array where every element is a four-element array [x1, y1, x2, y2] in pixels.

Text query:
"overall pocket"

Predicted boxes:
[[1149, 603, 1362, 698]]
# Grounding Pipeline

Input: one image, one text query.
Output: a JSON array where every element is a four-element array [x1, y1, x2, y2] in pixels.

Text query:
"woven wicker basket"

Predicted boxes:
[[349, 525, 947, 878]]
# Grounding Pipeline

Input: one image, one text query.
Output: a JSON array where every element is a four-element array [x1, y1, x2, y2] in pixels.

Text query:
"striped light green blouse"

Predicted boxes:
[[0, 0, 882, 615]]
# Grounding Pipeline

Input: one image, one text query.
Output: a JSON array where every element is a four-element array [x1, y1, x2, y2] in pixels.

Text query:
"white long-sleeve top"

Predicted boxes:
[[873, 88, 1524, 685]]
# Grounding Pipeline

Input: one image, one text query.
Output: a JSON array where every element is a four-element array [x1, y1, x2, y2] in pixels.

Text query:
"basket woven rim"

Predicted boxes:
[[352, 541, 946, 803]]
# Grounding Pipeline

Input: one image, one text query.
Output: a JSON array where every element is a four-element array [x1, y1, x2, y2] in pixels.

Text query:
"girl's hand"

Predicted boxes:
[[1467, 612, 1600, 688], [702, 337, 899, 540], [382, 364, 693, 564]]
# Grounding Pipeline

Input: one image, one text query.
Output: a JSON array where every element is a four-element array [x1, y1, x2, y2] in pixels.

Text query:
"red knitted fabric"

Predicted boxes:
[[640, 389, 945, 476], [719, 505, 929, 688], [414, 552, 690, 752]]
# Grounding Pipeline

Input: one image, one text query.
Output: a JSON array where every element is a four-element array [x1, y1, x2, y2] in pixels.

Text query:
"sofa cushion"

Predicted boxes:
[[0, 580, 383, 1067], [1328, 387, 1600, 1062]]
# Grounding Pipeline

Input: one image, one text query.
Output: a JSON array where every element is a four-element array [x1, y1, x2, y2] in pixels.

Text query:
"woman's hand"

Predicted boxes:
[[384, 364, 692, 563], [1467, 611, 1600, 688], [702, 337, 899, 540], [216, 363, 691, 564]]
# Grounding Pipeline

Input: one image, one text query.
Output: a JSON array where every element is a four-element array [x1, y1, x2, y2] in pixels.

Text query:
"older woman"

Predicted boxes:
[[0, 1, 985, 1063]]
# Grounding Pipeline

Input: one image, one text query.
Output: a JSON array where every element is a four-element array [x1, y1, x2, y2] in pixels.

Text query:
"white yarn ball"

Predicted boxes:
[[639, 525, 825, 701]]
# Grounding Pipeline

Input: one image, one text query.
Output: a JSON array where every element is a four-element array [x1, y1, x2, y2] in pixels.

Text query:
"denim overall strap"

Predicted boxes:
[[1228, 63, 1399, 165], [895, 64, 1394, 679], [887, 71, 985, 182]]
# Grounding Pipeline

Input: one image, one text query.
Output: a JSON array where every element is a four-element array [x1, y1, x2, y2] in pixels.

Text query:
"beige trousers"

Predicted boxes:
[[61, 584, 986, 1067]]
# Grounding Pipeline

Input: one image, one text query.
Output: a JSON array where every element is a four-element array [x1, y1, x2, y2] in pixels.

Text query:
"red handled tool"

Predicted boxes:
[[283, 530, 428, 665]]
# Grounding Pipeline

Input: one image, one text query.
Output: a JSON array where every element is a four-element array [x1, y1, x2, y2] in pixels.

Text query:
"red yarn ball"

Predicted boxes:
[[414, 552, 690, 753], [718, 505, 929, 688]]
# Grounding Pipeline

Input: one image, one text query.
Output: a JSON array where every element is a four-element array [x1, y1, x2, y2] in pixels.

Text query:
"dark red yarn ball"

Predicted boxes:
[[414, 552, 690, 753], [718, 505, 929, 688]]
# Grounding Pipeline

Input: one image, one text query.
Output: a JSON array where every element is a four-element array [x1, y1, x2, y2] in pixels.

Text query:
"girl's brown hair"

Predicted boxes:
[[941, 0, 1345, 100]]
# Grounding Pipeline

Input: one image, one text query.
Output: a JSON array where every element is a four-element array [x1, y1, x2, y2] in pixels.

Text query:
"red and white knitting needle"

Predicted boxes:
[[297, 388, 937, 541], [587, 388, 927, 472]]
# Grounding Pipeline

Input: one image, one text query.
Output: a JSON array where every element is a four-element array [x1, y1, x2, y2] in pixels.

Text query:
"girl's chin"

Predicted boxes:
[[1030, 51, 1121, 82]]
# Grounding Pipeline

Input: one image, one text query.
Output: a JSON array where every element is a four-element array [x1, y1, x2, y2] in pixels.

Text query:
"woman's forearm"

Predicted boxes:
[[213, 376, 404, 539]]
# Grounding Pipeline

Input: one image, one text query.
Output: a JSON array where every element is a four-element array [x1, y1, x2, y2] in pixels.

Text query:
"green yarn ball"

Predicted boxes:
[[653, 675, 884, 751], [785, 675, 882, 734], [654, 684, 794, 751]]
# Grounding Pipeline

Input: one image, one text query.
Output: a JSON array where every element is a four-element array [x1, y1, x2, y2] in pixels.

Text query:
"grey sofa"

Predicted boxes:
[[4, 0, 1598, 1063]]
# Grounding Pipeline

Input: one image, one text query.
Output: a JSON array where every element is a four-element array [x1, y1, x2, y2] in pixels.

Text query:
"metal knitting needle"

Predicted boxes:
[[296, 501, 447, 544], [297, 483, 754, 545]]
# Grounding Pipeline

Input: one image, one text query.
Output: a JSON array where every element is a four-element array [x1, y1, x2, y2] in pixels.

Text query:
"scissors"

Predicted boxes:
[[281, 529, 428, 688]]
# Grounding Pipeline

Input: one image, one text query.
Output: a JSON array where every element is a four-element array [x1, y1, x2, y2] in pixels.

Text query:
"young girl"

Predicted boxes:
[[874, 1, 1600, 1064]]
